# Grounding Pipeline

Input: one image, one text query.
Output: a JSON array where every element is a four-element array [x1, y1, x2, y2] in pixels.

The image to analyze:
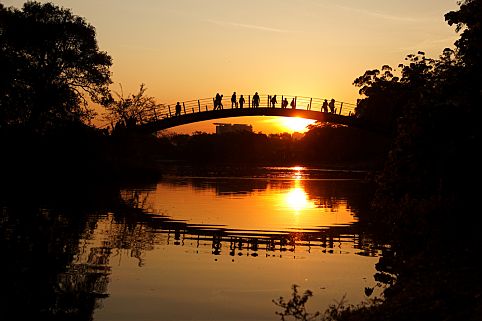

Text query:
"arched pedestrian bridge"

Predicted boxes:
[[131, 94, 360, 133]]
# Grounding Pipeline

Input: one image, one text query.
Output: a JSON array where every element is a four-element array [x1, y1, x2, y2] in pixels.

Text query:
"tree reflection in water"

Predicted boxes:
[[0, 207, 110, 321]]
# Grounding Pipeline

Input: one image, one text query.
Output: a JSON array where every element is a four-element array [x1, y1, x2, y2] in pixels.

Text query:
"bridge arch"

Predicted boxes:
[[135, 94, 359, 133]]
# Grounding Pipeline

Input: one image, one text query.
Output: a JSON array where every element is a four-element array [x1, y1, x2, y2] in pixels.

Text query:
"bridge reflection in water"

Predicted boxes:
[[86, 177, 384, 320], [86, 210, 379, 266], [88, 176, 383, 269]]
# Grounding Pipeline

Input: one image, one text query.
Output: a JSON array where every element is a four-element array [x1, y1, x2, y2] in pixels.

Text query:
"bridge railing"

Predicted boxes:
[[141, 94, 356, 124]]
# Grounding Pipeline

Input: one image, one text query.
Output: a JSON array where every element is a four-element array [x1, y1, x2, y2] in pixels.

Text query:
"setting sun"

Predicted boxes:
[[279, 117, 316, 133]]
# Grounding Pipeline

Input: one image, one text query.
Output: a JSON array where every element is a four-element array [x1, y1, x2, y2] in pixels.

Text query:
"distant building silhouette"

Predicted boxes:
[[214, 123, 253, 134]]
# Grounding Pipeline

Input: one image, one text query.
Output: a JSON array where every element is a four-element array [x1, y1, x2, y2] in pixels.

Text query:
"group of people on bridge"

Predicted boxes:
[[216, 92, 338, 114], [174, 93, 338, 116], [213, 92, 252, 110]]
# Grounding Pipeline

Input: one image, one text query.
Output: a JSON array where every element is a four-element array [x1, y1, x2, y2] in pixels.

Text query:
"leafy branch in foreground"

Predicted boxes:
[[273, 285, 384, 321], [273, 284, 321, 321]]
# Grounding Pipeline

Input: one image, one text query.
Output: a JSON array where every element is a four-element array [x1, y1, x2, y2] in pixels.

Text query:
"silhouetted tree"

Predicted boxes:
[[301, 123, 389, 167], [371, 16, 481, 218], [0, 2, 112, 132], [280, 2, 482, 320], [104, 83, 162, 131], [342, 1, 482, 319], [353, 65, 402, 132], [353, 51, 440, 134], [445, 0, 482, 74]]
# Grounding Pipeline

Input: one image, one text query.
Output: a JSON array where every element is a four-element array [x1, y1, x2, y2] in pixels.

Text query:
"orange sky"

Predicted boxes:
[[4, 0, 460, 134]]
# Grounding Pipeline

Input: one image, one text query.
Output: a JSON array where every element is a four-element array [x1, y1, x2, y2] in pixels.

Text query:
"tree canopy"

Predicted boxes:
[[308, 2, 482, 320], [352, 0, 481, 210], [445, 0, 482, 72], [0, 1, 112, 132]]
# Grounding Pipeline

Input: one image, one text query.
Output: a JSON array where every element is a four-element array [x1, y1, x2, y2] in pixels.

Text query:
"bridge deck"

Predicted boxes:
[[139, 107, 357, 132], [131, 94, 359, 133]]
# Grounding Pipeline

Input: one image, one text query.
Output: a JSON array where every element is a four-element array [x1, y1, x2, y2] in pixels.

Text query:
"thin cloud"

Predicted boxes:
[[333, 5, 426, 23], [397, 35, 458, 53], [206, 19, 290, 33]]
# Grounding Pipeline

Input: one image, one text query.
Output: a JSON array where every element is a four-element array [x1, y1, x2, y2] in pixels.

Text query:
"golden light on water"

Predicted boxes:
[[284, 168, 314, 214], [279, 117, 316, 133], [285, 187, 311, 212], [291, 166, 304, 180]]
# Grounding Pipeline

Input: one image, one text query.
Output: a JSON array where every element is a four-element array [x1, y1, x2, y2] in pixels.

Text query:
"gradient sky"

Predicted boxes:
[[4, 0, 460, 133]]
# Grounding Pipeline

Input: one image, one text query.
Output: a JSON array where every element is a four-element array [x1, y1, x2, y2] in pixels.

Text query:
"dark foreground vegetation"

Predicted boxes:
[[1, 1, 481, 321], [150, 125, 388, 168], [274, 0, 482, 320]]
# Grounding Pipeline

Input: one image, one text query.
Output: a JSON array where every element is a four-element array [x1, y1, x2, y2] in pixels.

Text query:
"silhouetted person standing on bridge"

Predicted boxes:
[[329, 99, 335, 113], [231, 92, 237, 108], [214, 93, 224, 110], [282, 98, 288, 108], [270, 95, 277, 108], [253, 92, 260, 108], [214, 93, 220, 110], [239, 95, 245, 108], [175, 102, 182, 116], [290, 98, 296, 109], [322, 99, 329, 113]]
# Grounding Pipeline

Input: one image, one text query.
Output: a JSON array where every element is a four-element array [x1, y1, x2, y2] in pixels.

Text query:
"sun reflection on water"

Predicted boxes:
[[285, 187, 311, 212], [283, 168, 315, 215], [290, 166, 305, 180], [129, 167, 359, 231], [291, 166, 304, 171]]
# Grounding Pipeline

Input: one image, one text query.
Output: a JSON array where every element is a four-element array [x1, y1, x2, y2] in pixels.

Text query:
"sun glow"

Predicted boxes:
[[279, 117, 316, 133], [285, 188, 311, 212]]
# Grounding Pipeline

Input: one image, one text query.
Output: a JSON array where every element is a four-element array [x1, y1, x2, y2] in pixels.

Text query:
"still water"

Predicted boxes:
[[1, 166, 384, 321]]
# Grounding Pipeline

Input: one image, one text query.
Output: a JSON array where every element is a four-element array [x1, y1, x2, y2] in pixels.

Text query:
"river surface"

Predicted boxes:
[[0, 166, 385, 321]]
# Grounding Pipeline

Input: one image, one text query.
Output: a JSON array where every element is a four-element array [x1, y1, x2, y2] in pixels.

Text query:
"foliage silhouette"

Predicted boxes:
[[0, 1, 112, 132], [154, 127, 388, 168], [273, 285, 321, 321], [273, 285, 386, 321], [104, 83, 162, 131], [274, 1, 482, 320]]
